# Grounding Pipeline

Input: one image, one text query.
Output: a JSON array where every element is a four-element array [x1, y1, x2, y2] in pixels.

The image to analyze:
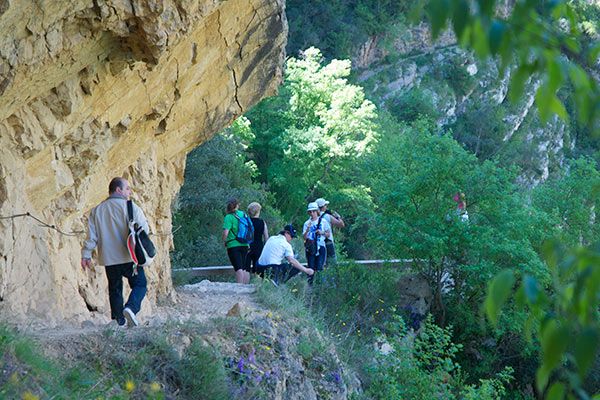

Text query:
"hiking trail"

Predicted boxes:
[[5, 281, 263, 349]]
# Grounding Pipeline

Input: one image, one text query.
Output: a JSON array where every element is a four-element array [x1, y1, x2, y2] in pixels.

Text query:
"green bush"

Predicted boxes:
[[387, 87, 440, 124], [172, 122, 282, 269], [255, 264, 517, 399], [286, 0, 411, 59], [0, 324, 236, 400], [414, 315, 462, 374], [364, 315, 453, 400], [312, 262, 404, 337], [430, 56, 476, 98], [176, 341, 230, 400], [365, 315, 514, 400]]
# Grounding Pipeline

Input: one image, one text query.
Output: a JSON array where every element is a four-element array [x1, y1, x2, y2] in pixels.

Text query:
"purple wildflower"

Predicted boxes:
[[249, 348, 256, 364], [238, 357, 245, 373], [332, 371, 342, 384]]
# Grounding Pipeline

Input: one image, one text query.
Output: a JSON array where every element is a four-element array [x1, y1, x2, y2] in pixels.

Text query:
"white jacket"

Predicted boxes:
[[82, 194, 150, 266]]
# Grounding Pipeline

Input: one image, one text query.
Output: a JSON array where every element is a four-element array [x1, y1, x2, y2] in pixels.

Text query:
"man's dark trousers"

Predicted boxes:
[[255, 263, 301, 284], [105, 262, 147, 321]]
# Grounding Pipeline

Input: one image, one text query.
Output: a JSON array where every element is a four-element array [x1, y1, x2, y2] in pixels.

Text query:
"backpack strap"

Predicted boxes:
[[226, 211, 242, 244], [127, 200, 142, 230]]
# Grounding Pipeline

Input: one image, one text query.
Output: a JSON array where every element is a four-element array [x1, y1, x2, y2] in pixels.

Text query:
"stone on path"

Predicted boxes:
[[226, 302, 242, 317], [182, 280, 256, 295]]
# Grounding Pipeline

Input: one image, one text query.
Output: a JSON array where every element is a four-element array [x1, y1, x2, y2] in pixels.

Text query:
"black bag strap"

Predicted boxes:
[[127, 200, 134, 223], [127, 200, 139, 229], [316, 214, 325, 238], [305, 214, 324, 243]]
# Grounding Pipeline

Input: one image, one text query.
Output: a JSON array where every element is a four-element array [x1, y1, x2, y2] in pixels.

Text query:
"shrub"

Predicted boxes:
[[312, 262, 404, 338], [176, 341, 230, 400], [365, 315, 514, 400], [387, 87, 440, 124]]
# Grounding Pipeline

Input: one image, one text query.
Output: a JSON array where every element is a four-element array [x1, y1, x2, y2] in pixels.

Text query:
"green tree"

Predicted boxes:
[[246, 47, 378, 221], [431, 1, 600, 396], [286, 0, 411, 59], [532, 157, 600, 247], [172, 118, 281, 268], [451, 99, 508, 159], [387, 87, 441, 124], [366, 120, 548, 325]]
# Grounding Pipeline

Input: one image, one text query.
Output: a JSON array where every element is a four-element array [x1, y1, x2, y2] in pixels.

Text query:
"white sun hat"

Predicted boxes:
[[307, 202, 319, 211], [315, 198, 329, 208]]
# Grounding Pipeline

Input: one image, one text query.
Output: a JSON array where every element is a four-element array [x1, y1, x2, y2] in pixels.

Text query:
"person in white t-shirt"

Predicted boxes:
[[257, 225, 314, 284]]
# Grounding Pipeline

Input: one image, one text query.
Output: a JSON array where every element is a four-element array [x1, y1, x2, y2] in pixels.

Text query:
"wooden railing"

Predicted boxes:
[[172, 259, 414, 278]]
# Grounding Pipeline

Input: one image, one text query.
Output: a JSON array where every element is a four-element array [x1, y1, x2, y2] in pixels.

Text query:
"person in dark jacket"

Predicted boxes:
[[246, 202, 269, 276]]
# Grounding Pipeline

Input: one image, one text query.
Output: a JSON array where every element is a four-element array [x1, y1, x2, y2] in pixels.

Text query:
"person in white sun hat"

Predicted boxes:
[[315, 197, 344, 266], [303, 202, 331, 283]]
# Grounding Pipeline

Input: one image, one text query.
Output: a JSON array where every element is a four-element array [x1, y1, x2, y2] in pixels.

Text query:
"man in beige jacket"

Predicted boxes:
[[81, 177, 150, 327]]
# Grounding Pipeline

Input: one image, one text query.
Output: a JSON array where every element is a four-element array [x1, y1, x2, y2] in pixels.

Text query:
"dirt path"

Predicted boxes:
[[12, 280, 264, 344]]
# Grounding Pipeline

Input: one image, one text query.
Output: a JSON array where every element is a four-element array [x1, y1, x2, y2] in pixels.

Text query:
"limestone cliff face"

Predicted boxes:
[[0, 0, 286, 324]]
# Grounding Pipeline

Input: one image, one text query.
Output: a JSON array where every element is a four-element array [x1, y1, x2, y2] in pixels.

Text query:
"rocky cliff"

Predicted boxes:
[[355, 27, 572, 185], [0, 0, 287, 324]]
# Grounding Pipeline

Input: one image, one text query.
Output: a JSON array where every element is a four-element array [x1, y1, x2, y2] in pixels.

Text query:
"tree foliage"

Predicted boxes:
[[532, 158, 600, 247], [172, 120, 282, 268], [246, 48, 378, 220], [286, 0, 411, 58], [365, 120, 550, 330]]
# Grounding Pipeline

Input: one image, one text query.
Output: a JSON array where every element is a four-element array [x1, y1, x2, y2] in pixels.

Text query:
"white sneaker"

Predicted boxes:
[[123, 307, 139, 327], [107, 320, 127, 331]]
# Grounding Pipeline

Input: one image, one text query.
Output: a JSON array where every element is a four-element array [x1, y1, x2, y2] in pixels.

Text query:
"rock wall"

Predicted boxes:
[[0, 0, 287, 325]]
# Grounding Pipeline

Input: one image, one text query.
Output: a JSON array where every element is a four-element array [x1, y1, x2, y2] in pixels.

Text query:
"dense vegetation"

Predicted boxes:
[[0, 324, 229, 399], [172, 49, 600, 398], [0, 295, 349, 400], [172, 0, 600, 398]]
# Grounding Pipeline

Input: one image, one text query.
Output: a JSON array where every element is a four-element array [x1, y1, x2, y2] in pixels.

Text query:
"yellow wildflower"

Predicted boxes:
[[22, 392, 39, 400], [150, 382, 161, 392], [124, 380, 135, 392]]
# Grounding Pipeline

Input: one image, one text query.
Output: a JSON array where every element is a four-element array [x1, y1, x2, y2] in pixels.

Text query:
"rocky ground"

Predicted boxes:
[[1, 280, 354, 399], [16, 280, 263, 344]]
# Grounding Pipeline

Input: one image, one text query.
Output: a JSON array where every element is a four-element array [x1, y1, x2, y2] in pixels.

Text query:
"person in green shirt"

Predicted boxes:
[[222, 198, 251, 284]]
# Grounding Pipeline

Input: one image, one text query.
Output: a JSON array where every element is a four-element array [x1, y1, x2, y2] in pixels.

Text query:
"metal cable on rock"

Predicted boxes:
[[0, 212, 180, 238], [0, 212, 84, 236]]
